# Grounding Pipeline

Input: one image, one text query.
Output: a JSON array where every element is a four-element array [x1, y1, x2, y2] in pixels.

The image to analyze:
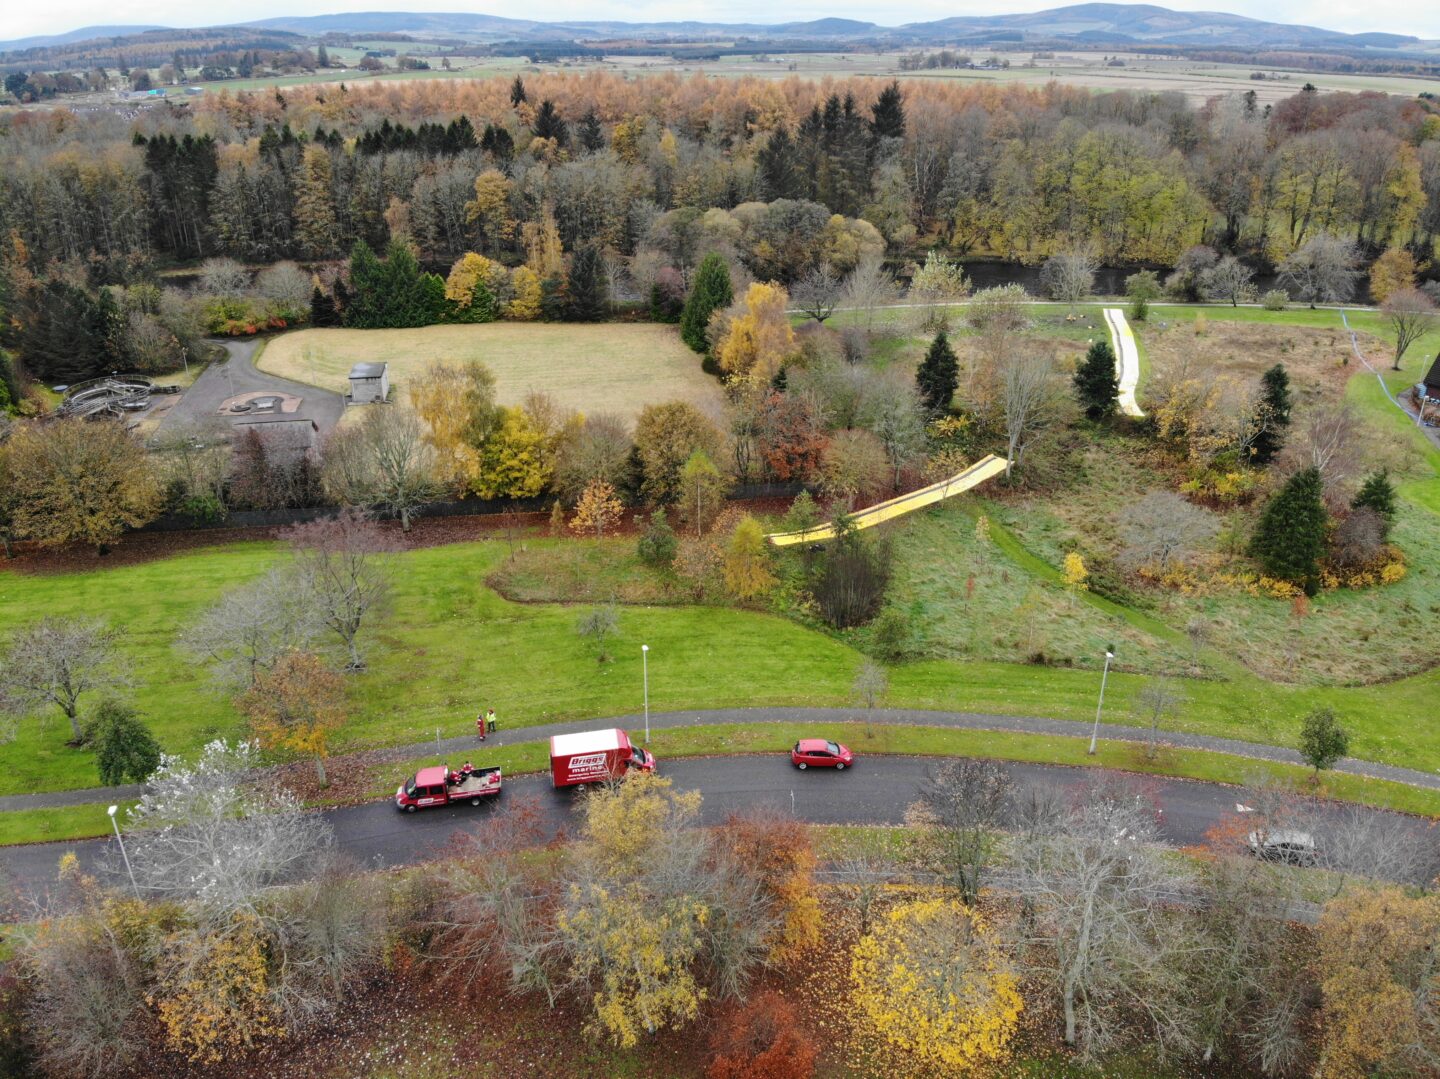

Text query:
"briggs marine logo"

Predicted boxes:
[[567, 752, 610, 777]]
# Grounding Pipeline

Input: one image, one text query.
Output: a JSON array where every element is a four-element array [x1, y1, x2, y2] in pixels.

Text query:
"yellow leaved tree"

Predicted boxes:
[[716, 282, 796, 384], [722, 514, 777, 601], [407, 361, 499, 494], [235, 651, 346, 787], [463, 168, 514, 253], [569, 478, 625, 538], [473, 405, 551, 500], [443, 252, 506, 320], [506, 265, 543, 321], [850, 898, 1022, 1075]]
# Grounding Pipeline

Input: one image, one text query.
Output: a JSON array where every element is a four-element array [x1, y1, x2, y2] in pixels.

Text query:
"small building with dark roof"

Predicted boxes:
[[1423, 355, 1440, 401], [348, 362, 390, 404]]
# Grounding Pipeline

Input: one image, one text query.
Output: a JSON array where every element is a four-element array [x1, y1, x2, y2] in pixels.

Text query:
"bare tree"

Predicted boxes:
[[182, 568, 320, 689], [1012, 780, 1192, 1054], [852, 659, 889, 710], [857, 375, 927, 487], [910, 758, 1011, 904], [321, 405, 439, 531], [1040, 250, 1098, 311], [149, 418, 232, 512], [121, 740, 332, 914], [1278, 234, 1359, 308], [1116, 491, 1219, 572], [1201, 256, 1257, 306], [285, 509, 397, 670], [829, 844, 896, 935], [0, 618, 127, 744], [1382, 288, 1438, 371], [554, 412, 634, 503], [1286, 403, 1361, 496], [1318, 805, 1438, 892], [1135, 677, 1186, 759], [841, 256, 901, 335], [1000, 352, 1060, 477], [791, 264, 841, 324]]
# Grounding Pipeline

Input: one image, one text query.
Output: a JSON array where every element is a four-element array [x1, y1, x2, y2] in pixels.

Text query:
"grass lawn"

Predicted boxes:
[[257, 323, 724, 422]]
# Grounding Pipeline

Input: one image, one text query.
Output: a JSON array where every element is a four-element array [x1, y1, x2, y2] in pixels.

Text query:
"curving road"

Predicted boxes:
[[1, 754, 1428, 905], [1103, 307, 1145, 418]]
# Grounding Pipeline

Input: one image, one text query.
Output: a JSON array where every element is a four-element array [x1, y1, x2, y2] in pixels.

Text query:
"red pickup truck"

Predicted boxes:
[[550, 728, 655, 788], [395, 764, 502, 812]]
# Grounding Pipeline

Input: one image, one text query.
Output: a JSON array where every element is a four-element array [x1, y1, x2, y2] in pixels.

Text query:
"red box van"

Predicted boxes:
[[550, 728, 655, 788]]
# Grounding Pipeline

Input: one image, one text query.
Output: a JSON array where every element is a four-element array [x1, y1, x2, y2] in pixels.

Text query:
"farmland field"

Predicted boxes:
[[258, 323, 725, 421]]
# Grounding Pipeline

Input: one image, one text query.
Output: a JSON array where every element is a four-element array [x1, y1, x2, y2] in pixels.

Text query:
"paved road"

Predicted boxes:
[[9, 705, 1440, 814], [2, 754, 1427, 904], [154, 337, 345, 438]]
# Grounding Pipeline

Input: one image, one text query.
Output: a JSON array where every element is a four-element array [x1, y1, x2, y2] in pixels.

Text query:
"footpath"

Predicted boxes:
[[5, 706, 1439, 812]]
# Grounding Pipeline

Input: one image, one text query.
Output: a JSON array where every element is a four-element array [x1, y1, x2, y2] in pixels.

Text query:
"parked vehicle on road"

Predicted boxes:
[[1246, 828, 1316, 864], [790, 739, 854, 770], [550, 728, 655, 788], [396, 763, 502, 812]]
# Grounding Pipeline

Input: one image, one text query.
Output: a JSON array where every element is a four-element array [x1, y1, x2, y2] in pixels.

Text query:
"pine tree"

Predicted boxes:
[[636, 507, 678, 567], [1251, 363, 1292, 465], [309, 285, 336, 328], [533, 100, 567, 145], [1249, 467, 1327, 591], [916, 331, 959, 416], [316, 43, 330, 68], [870, 81, 906, 141], [1352, 470, 1397, 536], [342, 239, 384, 328], [90, 699, 162, 785], [1074, 340, 1119, 420], [757, 128, 802, 201], [680, 253, 732, 354], [577, 109, 605, 153], [566, 244, 608, 322], [510, 75, 527, 106]]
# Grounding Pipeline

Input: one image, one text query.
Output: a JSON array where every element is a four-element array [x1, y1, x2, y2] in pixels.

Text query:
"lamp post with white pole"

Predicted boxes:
[[641, 644, 650, 744], [108, 805, 140, 900], [1088, 650, 1115, 756]]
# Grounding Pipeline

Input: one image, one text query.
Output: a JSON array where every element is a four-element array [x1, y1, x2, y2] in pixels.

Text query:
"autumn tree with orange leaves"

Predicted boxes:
[[236, 651, 347, 787]]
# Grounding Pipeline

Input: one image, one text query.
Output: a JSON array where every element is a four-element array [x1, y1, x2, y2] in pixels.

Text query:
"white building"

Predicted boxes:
[[348, 362, 390, 404]]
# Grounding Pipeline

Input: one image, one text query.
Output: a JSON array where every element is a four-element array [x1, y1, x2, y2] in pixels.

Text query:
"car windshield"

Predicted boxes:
[[632, 747, 647, 764], [826, 742, 842, 755], [404, 778, 417, 797]]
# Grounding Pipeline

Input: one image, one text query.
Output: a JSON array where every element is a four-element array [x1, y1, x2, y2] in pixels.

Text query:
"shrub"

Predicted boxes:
[[1262, 289, 1289, 311], [813, 525, 892, 628], [868, 607, 912, 661], [636, 508, 678, 568], [89, 700, 162, 785], [706, 991, 818, 1079]]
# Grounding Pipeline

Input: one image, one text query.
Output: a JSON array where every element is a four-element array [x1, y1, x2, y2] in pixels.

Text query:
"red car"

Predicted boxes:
[[790, 739, 854, 770]]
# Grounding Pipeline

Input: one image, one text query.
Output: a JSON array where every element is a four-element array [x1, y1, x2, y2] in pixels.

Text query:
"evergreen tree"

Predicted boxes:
[[757, 128, 802, 200], [532, 99, 567, 146], [567, 244, 608, 322], [577, 109, 605, 153], [916, 331, 959, 416], [1352, 470, 1397, 536], [510, 75, 527, 106], [342, 239, 385, 328], [870, 81, 906, 141], [1074, 340, 1120, 420], [90, 699, 162, 785], [1249, 467, 1327, 591], [636, 507, 678, 568], [680, 252, 733, 354], [316, 43, 330, 68], [1251, 363, 1292, 465], [309, 284, 336, 327]]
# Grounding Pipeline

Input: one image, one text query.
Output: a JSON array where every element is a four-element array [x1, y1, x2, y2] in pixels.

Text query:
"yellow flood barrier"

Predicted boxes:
[[765, 453, 1009, 547]]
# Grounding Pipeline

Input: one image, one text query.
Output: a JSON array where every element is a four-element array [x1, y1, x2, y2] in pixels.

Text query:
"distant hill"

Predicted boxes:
[[0, 24, 167, 51], [3, 4, 1424, 62]]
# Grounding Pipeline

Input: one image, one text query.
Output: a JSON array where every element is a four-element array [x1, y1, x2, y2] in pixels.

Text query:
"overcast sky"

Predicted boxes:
[[5, 0, 1435, 45]]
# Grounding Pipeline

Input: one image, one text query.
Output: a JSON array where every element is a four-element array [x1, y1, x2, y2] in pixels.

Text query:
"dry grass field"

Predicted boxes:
[[258, 323, 725, 421]]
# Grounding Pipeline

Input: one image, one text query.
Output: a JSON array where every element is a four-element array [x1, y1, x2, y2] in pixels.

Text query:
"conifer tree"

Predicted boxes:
[[916, 331, 959, 416], [1352, 470, 1397, 536], [510, 75, 527, 106], [1251, 363, 1292, 465], [566, 244, 608, 322], [869, 81, 906, 141], [342, 239, 384, 328], [1249, 466, 1327, 591], [309, 284, 336, 328], [680, 253, 732, 354], [1073, 340, 1119, 420]]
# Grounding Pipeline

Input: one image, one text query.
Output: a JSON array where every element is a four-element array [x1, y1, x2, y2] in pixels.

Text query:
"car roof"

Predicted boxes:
[[797, 739, 836, 751], [416, 765, 448, 786]]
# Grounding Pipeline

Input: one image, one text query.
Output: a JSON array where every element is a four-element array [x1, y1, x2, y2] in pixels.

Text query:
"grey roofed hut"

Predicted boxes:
[[348, 362, 390, 404]]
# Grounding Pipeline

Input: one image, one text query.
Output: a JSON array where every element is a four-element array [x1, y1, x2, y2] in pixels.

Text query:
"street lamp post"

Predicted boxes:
[[641, 644, 650, 744], [108, 805, 140, 900], [1088, 651, 1115, 756]]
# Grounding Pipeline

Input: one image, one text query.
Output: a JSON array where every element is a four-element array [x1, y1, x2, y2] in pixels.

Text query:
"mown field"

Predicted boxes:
[[258, 323, 725, 421]]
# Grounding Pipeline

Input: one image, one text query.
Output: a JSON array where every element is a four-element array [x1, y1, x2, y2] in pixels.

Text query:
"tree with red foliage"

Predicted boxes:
[[754, 392, 827, 484], [710, 810, 822, 963], [706, 991, 817, 1079]]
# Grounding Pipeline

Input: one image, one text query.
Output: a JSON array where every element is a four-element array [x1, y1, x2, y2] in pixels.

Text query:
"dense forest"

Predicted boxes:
[[2, 71, 1440, 386]]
